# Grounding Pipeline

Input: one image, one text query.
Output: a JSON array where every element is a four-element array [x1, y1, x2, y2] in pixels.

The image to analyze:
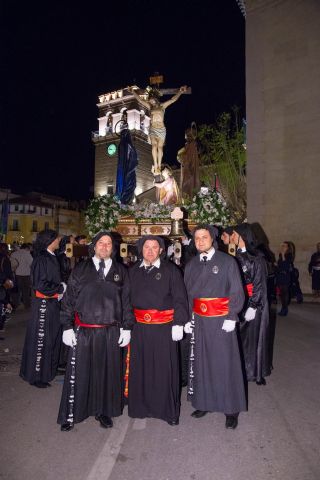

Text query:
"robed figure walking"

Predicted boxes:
[[128, 236, 188, 425], [20, 230, 65, 388], [57, 231, 134, 431], [184, 225, 247, 430], [231, 223, 272, 385]]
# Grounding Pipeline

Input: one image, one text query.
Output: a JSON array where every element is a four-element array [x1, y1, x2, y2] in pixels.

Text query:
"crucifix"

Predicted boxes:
[[128, 74, 191, 181]]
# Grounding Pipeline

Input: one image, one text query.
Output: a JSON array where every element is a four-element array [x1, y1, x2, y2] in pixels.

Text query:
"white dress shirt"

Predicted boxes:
[[92, 256, 112, 277], [200, 247, 215, 261]]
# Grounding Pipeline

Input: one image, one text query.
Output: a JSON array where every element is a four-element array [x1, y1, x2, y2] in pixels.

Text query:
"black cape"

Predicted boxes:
[[128, 260, 188, 423], [20, 251, 63, 384], [57, 258, 134, 425], [235, 250, 272, 382], [184, 250, 247, 414]]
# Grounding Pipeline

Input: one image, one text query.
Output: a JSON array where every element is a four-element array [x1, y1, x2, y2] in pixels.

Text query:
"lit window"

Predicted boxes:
[[13, 219, 19, 231], [107, 184, 114, 195]]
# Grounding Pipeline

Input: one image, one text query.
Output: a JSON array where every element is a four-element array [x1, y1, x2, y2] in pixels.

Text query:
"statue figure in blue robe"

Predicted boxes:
[[115, 129, 138, 204]]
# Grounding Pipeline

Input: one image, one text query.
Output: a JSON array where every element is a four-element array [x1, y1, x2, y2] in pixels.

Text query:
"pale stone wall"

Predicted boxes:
[[246, 0, 320, 292]]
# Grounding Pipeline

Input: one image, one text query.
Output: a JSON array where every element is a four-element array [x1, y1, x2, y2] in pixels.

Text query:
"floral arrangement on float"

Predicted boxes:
[[184, 188, 231, 226], [85, 195, 174, 236], [85, 189, 231, 237]]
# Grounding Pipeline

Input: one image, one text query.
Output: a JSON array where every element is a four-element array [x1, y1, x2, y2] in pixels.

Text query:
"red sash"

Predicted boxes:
[[35, 290, 59, 299], [134, 308, 174, 324], [193, 298, 229, 317], [74, 312, 109, 328], [246, 283, 253, 297]]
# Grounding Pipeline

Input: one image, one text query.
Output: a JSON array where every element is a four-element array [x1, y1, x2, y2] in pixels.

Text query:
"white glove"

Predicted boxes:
[[184, 321, 193, 334], [62, 329, 77, 347], [118, 328, 131, 347], [172, 325, 184, 341], [222, 320, 236, 332], [245, 307, 256, 321], [167, 244, 174, 257], [58, 293, 64, 302]]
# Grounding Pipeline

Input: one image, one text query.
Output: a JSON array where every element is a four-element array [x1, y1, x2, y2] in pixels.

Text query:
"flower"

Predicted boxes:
[[85, 196, 174, 235], [184, 189, 231, 226]]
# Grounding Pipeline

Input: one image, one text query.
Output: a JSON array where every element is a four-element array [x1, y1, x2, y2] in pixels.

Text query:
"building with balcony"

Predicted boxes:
[[93, 86, 155, 200], [0, 190, 86, 245]]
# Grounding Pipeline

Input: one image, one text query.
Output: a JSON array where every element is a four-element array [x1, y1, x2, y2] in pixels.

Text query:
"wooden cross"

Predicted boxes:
[[149, 73, 192, 95]]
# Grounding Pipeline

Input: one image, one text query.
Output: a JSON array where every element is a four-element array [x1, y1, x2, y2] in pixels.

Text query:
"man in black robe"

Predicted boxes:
[[308, 242, 320, 296], [231, 223, 272, 385], [20, 230, 65, 388], [57, 231, 134, 431], [128, 236, 188, 426], [184, 225, 246, 430]]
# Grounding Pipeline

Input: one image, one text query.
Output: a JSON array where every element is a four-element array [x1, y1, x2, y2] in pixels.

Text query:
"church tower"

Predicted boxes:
[[93, 87, 154, 198]]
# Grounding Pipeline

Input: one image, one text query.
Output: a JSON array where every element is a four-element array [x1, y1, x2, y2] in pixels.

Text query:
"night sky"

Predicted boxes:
[[1, 0, 245, 200]]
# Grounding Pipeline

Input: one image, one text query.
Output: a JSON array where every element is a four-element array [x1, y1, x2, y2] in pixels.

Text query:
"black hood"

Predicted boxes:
[[33, 230, 58, 256], [88, 231, 115, 258], [136, 235, 166, 259], [233, 223, 257, 254], [193, 224, 219, 249]]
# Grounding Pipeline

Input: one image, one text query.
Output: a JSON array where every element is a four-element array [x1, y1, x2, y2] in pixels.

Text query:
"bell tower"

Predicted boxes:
[[92, 86, 154, 198]]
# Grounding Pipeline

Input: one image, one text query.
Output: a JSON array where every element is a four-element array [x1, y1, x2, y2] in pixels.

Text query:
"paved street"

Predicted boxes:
[[0, 303, 319, 480]]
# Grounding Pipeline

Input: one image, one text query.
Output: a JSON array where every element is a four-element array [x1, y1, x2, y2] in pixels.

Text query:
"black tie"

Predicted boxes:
[[145, 265, 153, 273], [202, 256, 207, 263], [98, 259, 105, 280]]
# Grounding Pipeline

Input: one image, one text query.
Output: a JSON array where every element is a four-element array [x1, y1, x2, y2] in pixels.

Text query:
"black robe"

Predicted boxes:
[[128, 260, 188, 423], [309, 251, 320, 290], [20, 251, 64, 384], [235, 250, 272, 382], [184, 251, 247, 414], [57, 258, 134, 425]]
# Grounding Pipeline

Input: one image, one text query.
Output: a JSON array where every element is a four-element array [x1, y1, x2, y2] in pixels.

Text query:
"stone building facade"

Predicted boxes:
[[245, 0, 320, 292], [93, 87, 154, 199]]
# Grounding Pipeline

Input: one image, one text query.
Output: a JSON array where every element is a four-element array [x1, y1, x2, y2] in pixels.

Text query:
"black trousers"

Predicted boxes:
[[279, 285, 290, 310], [16, 275, 31, 308]]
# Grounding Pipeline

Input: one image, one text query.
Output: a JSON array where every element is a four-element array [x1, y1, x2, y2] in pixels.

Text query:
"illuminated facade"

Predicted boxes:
[[93, 86, 155, 199], [0, 191, 86, 245]]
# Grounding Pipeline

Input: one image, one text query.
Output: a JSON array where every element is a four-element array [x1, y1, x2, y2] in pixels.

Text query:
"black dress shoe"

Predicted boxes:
[[191, 410, 208, 418], [167, 418, 179, 426], [95, 415, 113, 428], [256, 377, 266, 386], [32, 381, 51, 388], [225, 415, 238, 429], [61, 423, 74, 432]]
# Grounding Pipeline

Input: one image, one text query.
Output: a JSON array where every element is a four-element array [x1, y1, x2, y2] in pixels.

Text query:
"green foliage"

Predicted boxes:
[[197, 107, 247, 222]]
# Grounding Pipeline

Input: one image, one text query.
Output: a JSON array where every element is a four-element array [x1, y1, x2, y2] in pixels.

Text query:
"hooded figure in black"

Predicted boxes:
[[57, 231, 134, 431], [231, 223, 272, 385], [128, 235, 188, 426], [56, 235, 73, 283], [56, 235, 74, 372], [184, 224, 246, 430], [20, 230, 65, 388]]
